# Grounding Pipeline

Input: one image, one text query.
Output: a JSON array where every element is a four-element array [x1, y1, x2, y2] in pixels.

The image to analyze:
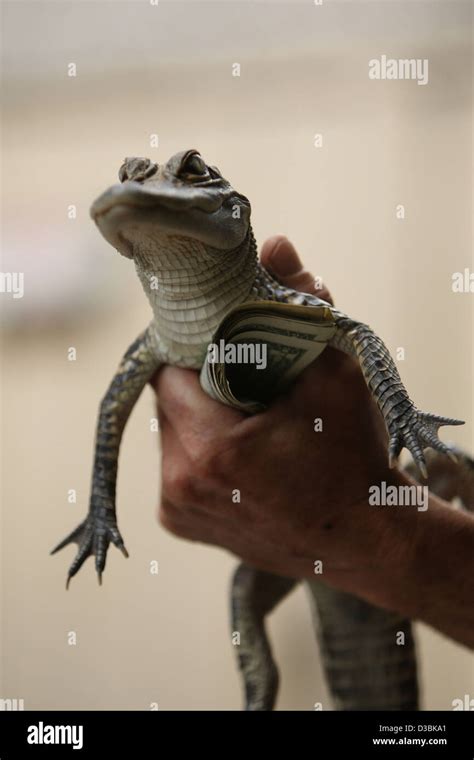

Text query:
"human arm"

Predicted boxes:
[[155, 236, 474, 648]]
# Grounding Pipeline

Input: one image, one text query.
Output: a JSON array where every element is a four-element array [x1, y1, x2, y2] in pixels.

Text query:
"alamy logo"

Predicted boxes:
[[27, 722, 84, 750], [369, 55, 428, 85], [0, 697, 24, 710], [369, 481, 428, 512], [207, 340, 267, 370], [452, 268, 474, 293], [452, 694, 474, 710], [0, 272, 24, 299]]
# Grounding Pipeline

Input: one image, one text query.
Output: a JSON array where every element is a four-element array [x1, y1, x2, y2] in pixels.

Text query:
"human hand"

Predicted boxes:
[[154, 236, 410, 596]]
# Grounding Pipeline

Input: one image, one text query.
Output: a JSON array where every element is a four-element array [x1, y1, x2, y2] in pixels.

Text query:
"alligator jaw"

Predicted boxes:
[[90, 179, 226, 220], [91, 181, 249, 257]]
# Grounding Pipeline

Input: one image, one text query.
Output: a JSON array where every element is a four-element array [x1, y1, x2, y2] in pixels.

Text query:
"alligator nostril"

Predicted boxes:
[[119, 157, 158, 183]]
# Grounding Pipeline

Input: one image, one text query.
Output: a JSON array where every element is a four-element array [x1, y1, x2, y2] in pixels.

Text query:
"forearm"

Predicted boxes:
[[329, 470, 474, 649], [400, 488, 474, 647], [155, 237, 474, 652]]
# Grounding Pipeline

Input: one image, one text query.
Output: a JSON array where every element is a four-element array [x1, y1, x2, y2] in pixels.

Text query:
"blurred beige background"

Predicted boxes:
[[1, 0, 473, 709]]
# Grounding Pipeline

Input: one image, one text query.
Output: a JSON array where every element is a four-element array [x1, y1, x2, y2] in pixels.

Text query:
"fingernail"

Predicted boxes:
[[268, 237, 303, 277]]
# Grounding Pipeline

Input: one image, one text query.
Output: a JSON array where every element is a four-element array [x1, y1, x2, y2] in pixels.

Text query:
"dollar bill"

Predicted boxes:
[[200, 301, 336, 413]]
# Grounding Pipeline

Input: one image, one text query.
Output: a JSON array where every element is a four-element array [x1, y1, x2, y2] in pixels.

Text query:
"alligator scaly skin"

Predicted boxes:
[[52, 151, 466, 710]]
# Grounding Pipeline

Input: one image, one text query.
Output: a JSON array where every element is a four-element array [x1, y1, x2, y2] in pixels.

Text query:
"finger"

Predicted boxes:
[[260, 235, 333, 304], [154, 366, 244, 439]]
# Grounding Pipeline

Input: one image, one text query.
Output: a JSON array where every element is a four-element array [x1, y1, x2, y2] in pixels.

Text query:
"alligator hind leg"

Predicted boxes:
[[306, 581, 418, 710], [231, 563, 297, 710]]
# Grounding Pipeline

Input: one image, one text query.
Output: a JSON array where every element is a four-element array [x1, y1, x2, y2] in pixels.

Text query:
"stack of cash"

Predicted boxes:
[[200, 301, 336, 413]]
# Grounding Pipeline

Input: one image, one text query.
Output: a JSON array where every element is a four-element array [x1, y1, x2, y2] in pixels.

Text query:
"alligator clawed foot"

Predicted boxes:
[[51, 511, 128, 588], [388, 410, 464, 478]]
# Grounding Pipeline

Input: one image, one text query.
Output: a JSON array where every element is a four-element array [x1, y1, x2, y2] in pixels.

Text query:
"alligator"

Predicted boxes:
[[52, 150, 469, 710]]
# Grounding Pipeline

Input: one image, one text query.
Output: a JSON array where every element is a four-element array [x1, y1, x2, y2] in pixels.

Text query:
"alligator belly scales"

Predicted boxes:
[[52, 150, 470, 710]]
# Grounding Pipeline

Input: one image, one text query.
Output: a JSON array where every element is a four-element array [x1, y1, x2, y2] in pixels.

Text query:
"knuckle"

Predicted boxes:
[[185, 434, 228, 481], [161, 462, 196, 505], [298, 272, 318, 294], [192, 440, 239, 486], [281, 268, 315, 294]]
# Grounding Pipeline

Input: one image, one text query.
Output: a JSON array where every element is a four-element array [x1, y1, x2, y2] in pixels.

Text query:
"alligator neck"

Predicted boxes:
[[134, 227, 258, 348]]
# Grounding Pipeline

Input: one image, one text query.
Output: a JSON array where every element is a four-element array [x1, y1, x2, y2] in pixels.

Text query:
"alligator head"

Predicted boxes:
[[90, 149, 252, 259]]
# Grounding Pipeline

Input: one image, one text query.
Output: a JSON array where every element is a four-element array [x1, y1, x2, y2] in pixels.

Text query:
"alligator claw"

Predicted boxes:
[[51, 513, 128, 588], [389, 410, 464, 478]]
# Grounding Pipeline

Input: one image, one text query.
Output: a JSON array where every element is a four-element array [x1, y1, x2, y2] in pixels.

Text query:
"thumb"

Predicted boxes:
[[260, 235, 333, 304]]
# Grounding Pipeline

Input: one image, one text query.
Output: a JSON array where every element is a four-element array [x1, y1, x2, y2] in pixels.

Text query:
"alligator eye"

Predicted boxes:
[[182, 153, 208, 176]]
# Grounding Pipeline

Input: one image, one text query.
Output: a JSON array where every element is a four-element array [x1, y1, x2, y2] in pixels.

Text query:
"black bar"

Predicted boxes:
[[0, 710, 472, 757]]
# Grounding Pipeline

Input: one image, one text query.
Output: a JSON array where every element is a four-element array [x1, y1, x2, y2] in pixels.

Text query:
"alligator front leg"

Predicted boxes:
[[51, 326, 162, 587], [329, 311, 464, 477]]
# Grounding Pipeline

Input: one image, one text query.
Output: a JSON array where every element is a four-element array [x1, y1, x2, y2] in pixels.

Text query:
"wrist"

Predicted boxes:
[[326, 467, 474, 648], [322, 467, 427, 611]]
